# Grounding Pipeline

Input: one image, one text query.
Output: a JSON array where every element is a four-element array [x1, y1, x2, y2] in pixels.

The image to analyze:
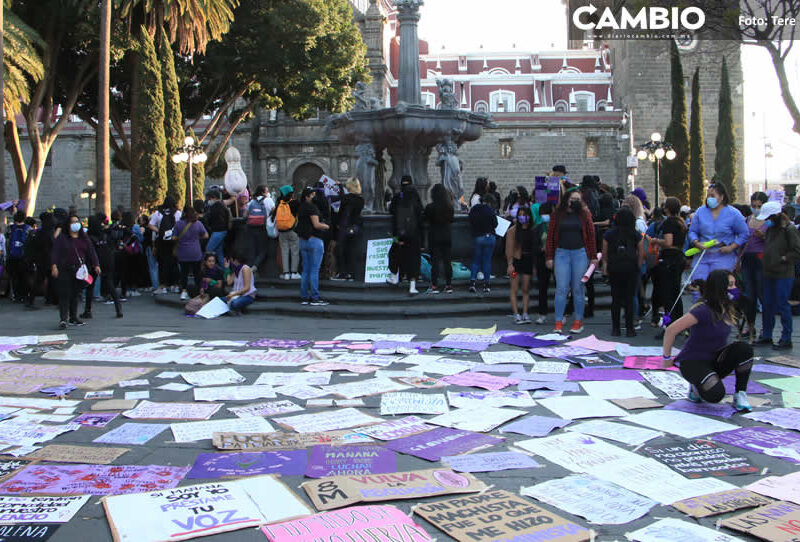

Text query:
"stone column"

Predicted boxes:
[[395, 0, 422, 105]]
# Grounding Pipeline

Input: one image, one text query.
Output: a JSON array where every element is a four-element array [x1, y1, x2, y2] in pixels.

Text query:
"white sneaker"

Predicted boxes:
[[282, 273, 290, 280], [153, 287, 167, 295], [514, 314, 524, 325], [522, 313, 532, 324], [128, 290, 141, 297], [180, 291, 189, 301], [386, 272, 399, 285], [409, 281, 419, 295], [169, 286, 180, 294], [535, 315, 546, 325], [291, 273, 301, 280], [476, 272, 485, 281]]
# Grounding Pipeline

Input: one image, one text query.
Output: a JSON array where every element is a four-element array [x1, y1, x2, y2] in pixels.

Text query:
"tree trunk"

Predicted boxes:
[[97, 0, 112, 215], [129, 49, 141, 211], [764, 42, 800, 135], [0, 5, 6, 214]]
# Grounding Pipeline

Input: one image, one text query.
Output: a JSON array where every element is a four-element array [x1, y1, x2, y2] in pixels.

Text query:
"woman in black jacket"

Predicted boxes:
[[83, 214, 123, 320], [424, 183, 455, 294], [335, 178, 365, 281], [387, 176, 424, 294], [50, 215, 100, 329]]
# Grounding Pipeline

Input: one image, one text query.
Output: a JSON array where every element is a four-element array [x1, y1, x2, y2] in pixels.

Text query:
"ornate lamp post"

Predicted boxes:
[[172, 136, 207, 204], [636, 132, 676, 207], [80, 180, 96, 217]]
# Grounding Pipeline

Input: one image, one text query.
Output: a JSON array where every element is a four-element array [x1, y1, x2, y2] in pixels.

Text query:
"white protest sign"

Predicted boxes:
[[0, 421, 81, 447], [274, 385, 330, 400], [193, 385, 276, 402], [530, 361, 571, 374], [429, 406, 525, 433], [495, 216, 511, 237], [274, 408, 381, 433], [447, 390, 536, 409], [181, 369, 245, 387], [538, 396, 627, 419], [227, 400, 303, 418], [323, 379, 409, 399], [195, 297, 230, 319], [409, 358, 478, 375], [364, 239, 393, 284], [566, 420, 662, 446], [254, 372, 332, 387], [629, 518, 741, 542], [355, 416, 435, 441], [580, 380, 657, 400], [170, 417, 275, 443], [0, 495, 90, 524], [641, 370, 689, 400], [380, 393, 448, 416], [625, 410, 737, 439], [327, 354, 397, 368], [480, 351, 534, 365], [123, 401, 221, 420], [333, 333, 416, 342]]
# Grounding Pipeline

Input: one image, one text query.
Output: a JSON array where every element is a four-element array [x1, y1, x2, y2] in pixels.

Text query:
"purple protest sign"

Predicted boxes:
[[664, 400, 737, 418], [753, 364, 800, 377], [722, 377, 769, 395], [567, 368, 644, 381], [187, 450, 306, 479], [385, 427, 504, 461], [499, 415, 572, 437], [305, 445, 397, 478], [510, 372, 568, 382], [0, 465, 190, 495], [73, 412, 119, 427], [248, 339, 311, 348], [529, 346, 594, 358], [518, 381, 580, 392], [711, 427, 800, 464], [499, 334, 559, 349]]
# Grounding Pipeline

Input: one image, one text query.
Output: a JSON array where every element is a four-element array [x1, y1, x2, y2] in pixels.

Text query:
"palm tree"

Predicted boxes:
[[2, 6, 44, 115]]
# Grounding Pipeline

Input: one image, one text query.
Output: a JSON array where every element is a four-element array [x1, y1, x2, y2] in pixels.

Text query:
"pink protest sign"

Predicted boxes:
[[0, 464, 189, 495], [624, 356, 679, 371], [262, 505, 434, 541], [441, 372, 519, 391]]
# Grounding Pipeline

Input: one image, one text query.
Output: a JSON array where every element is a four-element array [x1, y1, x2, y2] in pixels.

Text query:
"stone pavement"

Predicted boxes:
[[0, 295, 798, 541]]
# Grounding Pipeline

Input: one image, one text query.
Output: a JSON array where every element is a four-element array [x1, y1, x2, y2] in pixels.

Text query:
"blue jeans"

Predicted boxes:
[[207, 231, 227, 264], [761, 277, 794, 343], [229, 294, 254, 312], [470, 234, 496, 281], [554, 248, 589, 322], [741, 252, 764, 309], [300, 237, 324, 301], [146, 246, 159, 289]]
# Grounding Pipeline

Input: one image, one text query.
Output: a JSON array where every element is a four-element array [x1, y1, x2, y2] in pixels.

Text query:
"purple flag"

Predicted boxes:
[[305, 445, 397, 478], [664, 400, 737, 418], [385, 427, 504, 461], [499, 333, 559, 349], [187, 450, 306, 479], [499, 415, 572, 437], [567, 368, 644, 381], [711, 427, 800, 464], [722, 377, 769, 395]]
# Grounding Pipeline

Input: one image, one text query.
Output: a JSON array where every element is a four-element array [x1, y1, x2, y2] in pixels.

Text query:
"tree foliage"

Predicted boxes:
[[661, 40, 690, 204], [159, 27, 186, 207], [714, 57, 738, 202], [131, 26, 167, 208], [2, 7, 44, 115], [689, 67, 706, 209]]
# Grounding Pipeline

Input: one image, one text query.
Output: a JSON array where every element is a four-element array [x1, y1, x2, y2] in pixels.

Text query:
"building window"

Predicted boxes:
[[574, 91, 595, 112], [554, 100, 569, 113], [489, 68, 510, 76], [595, 100, 608, 111], [516, 100, 531, 113], [458, 56, 467, 71], [490, 90, 515, 113], [499, 139, 513, 159], [586, 139, 599, 159], [421, 91, 436, 109], [474, 100, 489, 113], [268, 110, 278, 122]]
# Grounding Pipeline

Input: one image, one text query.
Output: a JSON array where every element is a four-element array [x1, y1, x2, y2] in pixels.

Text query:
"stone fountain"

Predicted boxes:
[[326, 0, 493, 212]]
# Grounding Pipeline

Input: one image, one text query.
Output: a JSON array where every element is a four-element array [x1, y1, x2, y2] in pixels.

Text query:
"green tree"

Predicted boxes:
[[661, 40, 690, 204], [185, 127, 204, 202], [689, 67, 706, 209], [131, 26, 167, 208], [2, 7, 44, 115], [714, 57, 738, 201], [159, 27, 185, 208]]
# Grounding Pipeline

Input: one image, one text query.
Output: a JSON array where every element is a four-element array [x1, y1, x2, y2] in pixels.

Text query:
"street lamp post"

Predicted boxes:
[[80, 181, 96, 217], [172, 136, 207, 204], [636, 132, 676, 207]]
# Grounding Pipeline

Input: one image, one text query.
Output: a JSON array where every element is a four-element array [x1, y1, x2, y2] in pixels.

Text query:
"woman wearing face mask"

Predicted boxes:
[[545, 187, 598, 333], [662, 269, 754, 412], [688, 183, 750, 281], [532, 203, 553, 324], [753, 201, 800, 350], [740, 192, 769, 329], [651, 197, 688, 327], [506, 206, 535, 324], [50, 216, 100, 329]]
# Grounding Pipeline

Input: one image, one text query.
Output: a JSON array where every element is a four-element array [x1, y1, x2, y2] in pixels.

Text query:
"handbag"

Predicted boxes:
[[266, 216, 278, 239], [73, 242, 93, 284], [184, 293, 210, 315]]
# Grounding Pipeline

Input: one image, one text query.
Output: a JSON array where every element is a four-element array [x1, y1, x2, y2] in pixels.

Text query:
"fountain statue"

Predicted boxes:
[[326, 0, 493, 211]]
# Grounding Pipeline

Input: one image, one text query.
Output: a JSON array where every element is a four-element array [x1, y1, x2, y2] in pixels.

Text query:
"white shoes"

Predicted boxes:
[[291, 273, 301, 280], [409, 280, 419, 295], [535, 315, 546, 325], [180, 291, 189, 301], [386, 272, 399, 285]]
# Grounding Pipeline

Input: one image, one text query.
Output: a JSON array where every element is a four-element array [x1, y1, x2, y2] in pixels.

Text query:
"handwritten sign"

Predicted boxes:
[[642, 440, 758, 478], [442, 451, 540, 473], [747, 472, 800, 505], [630, 518, 741, 542], [212, 431, 372, 451], [672, 488, 773, 518], [0, 464, 189, 495], [712, 427, 800, 464], [384, 427, 503, 461], [122, 401, 221, 420], [0, 495, 89, 524], [721, 501, 800, 541], [171, 417, 274, 443], [227, 400, 303, 418], [92, 423, 168, 445], [305, 445, 396, 478], [355, 416, 435, 441], [364, 239, 393, 283], [428, 406, 525, 433], [26, 445, 129, 465], [380, 393, 448, 416]]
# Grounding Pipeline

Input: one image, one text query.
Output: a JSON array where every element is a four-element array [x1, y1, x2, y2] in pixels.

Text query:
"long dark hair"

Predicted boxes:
[[698, 269, 737, 325], [515, 205, 533, 245], [515, 186, 530, 206], [557, 187, 586, 217], [472, 177, 488, 197], [430, 184, 453, 214]]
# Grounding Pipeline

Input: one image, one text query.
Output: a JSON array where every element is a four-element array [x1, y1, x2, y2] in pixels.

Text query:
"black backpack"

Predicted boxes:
[[395, 202, 419, 241], [607, 229, 639, 274], [157, 209, 176, 240]]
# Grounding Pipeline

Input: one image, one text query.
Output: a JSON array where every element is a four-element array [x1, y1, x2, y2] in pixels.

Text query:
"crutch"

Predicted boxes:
[[659, 248, 710, 327]]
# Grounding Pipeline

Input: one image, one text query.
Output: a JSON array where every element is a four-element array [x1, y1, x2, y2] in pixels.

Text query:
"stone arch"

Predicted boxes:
[[554, 99, 569, 113], [516, 100, 531, 113], [290, 161, 326, 194], [595, 100, 608, 111], [474, 100, 489, 113]]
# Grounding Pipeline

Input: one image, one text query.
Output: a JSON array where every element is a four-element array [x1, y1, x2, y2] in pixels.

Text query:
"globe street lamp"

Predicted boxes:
[[172, 136, 207, 204], [636, 132, 676, 207], [80, 180, 96, 217]]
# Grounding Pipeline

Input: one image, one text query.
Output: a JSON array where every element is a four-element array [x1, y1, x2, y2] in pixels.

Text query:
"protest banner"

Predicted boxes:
[[0, 495, 89, 523], [273, 408, 381, 433], [26, 445, 129, 465], [384, 427, 503, 461], [414, 489, 590, 542], [721, 501, 800, 542], [171, 417, 274, 443], [122, 401, 221, 420], [672, 488, 773, 518], [0, 524, 59, 541], [92, 423, 168, 445], [428, 406, 525, 433], [355, 416, 435, 441], [630, 518, 741, 542], [711, 427, 800, 464], [747, 472, 800, 505], [641, 440, 758, 478], [103, 476, 312, 542], [365, 239, 393, 283], [262, 505, 434, 542], [305, 445, 397, 478], [442, 451, 540, 473], [186, 451, 307, 479], [380, 393, 448, 416], [212, 431, 372, 451], [301, 468, 487, 511], [0, 364, 151, 394], [0, 464, 190, 495], [522, 475, 655, 524]]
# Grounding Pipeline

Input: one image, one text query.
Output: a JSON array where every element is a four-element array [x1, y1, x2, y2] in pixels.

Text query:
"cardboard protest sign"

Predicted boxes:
[[91, 400, 137, 411], [385, 427, 504, 461], [747, 472, 800, 505], [630, 517, 741, 542], [0, 464, 189, 495], [428, 406, 525, 433], [262, 505, 434, 542], [305, 445, 397, 478], [0, 363, 151, 394], [672, 488, 773, 518], [721, 501, 800, 542], [522, 475, 656, 525], [273, 408, 381, 433], [0, 524, 59, 541], [301, 468, 486, 511], [414, 489, 591, 542], [26, 445, 129, 465], [0, 495, 89, 523], [212, 430, 372, 451], [92, 423, 167, 445], [641, 440, 758, 478], [103, 475, 312, 542], [767, 355, 800, 369], [355, 416, 435, 441], [186, 450, 307, 479], [711, 427, 800, 464]]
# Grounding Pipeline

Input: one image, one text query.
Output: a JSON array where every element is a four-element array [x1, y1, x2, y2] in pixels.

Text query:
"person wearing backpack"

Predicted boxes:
[[424, 183, 455, 294], [205, 190, 231, 266], [83, 214, 123, 320], [243, 185, 274, 275], [25, 211, 58, 308], [296, 187, 330, 305], [273, 185, 300, 280], [602, 208, 644, 337], [5, 210, 31, 303], [387, 176, 424, 294], [147, 196, 181, 294], [334, 178, 365, 281], [468, 194, 498, 293]]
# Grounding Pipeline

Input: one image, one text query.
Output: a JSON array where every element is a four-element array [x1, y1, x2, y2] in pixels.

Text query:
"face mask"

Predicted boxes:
[[569, 200, 582, 212], [541, 215, 551, 223], [751, 206, 761, 216], [765, 219, 774, 228], [70, 223, 81, 233], [517, 215, 529, 225], [706, 197, 719, 209], [728, 287, 741, 301]]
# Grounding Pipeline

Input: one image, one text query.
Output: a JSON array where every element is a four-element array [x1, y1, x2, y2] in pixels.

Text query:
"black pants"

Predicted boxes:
[[57, 265, 83, 322], [7, 257, 28, 301], [678, 342, 753, 403], [658, 254, 685, 322], [389, 240, 421, 280], [609, 269, 638, 332], [430, 241, 452, 287], [534, 255, 551, 315], [85, 268, 121, 316], [27, 263, 56, 306], [156, 240, 179, 287], [247, 225, 269, 271], [336, 232, 361, 277], [180, 260, 202, 295]]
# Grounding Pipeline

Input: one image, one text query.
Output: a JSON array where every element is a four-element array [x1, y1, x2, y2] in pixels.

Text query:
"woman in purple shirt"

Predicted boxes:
[[174, 206, 208, 301], [51, 215, 100, 329], [740, 192, 769, 331], [662, 269, 754, 412]]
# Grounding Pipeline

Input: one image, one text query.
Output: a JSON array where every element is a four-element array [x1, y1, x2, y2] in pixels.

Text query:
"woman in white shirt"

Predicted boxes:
[[225, 251, 257, 315]]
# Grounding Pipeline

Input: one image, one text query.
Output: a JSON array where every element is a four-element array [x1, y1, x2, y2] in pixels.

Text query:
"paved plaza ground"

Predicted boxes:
[[0, 294, 799, 541]]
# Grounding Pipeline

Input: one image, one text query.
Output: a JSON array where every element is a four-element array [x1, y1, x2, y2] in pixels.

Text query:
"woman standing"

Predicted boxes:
[[387, 176, 424, 294], [546, 187, 597, 333], [468, 194, 498, 293], [469, 177, 488, 209], [662, 269, 754, 412], [82, 214, 123, 320], [225, 252, 257, 314], [754, 201, 800, 350], [148, 196, 181, 294], [652, 197, 688, 325], [688, 183, 750, 281], [335, 178, 365, 281], [174, 206, 209, 301], [506, 206, 535, 324], [424, 184, 455, 294], [273, 186, 300, 280], [602, 208, 644, 336], [243, 185, 274, 275], [741, 192, 769, 326], [297, 187, 330, 305], [51, 215, 100, 329], [532, 203, 553, 324]]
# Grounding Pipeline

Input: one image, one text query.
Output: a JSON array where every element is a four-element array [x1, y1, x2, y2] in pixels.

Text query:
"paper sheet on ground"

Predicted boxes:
[[479, 350, 534, 364], [379, 392, 448, 416], [564, 335, 623, 352], [323, 379, 409, 399], [499, 415, 572, 437], [442, 451, 540, 472], [0, 495, 89, 524], [744, 407, 800, 431], [537, 396, 627, 419], [447, 390, 535, 409], [181, 368, 245, 387], [0, 421, 80, 448], [254, 372, 332, 387], [26, 444, 128, 464], [0, 364, 151, 394], [746, 471, 800, 504], [0, 464, 189, 495], [629, 518, 742, 542], [641, 370, 690, 399], [409, 357, 478, 375], [385, 427, 503, 461], [440, 372, 518, 391], [440, 325, 496, 336], [195, 296, 230, 318], [170, 416, 274, 442], [273, 408, 381, 433], [712, 426, 800, 464], [212, 430, 372, 451], [580, 380, 657, 399], [193, 385, 276, 402], [354, 416, 434, 441], [227, 400, 303, 418], [567, 419, 662, 446], [123, 401, 221, 420], [187, 450, 306, 479], [625, 410, 737, 438], [428, 406, 525, 432], [671, 488, 773, 518], [93, 423, 168, 445], [721, 501, 800, 541]]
